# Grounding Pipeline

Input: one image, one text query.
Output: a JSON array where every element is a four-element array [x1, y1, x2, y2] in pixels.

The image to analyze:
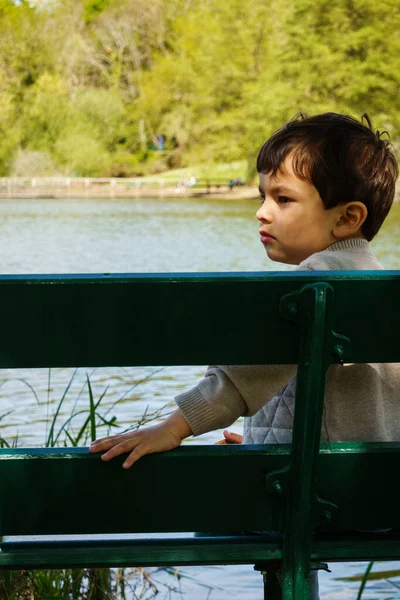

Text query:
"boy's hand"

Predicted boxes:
[[89, 409, 192, 468], [220, 430, 243, 444]]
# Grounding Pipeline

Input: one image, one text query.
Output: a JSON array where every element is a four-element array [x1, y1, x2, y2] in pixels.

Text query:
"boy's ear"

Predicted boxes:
[[333, 202, 368, 238]]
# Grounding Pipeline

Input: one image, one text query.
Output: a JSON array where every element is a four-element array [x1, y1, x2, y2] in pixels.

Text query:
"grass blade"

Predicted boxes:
[[87, 373, 96, 443], [68, 383, 110, 446], [357, 561, 374, 600], [46, 368, 78, 447], [52, 409, 89, 446], [0, 378, 41, 406]]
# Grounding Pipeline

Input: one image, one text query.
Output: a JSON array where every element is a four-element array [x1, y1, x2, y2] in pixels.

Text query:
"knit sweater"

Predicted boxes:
[[175, 239, 400, 444]]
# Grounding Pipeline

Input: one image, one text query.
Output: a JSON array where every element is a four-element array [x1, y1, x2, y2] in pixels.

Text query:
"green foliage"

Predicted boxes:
[[0, 566, 157, 599], [55, 132, 111, 176], [0, 0, 398, 176], [0, 92, 19, 175], [19, 78, 127, 175], [72, 88, 127, 151], [21, 74, 71, 150], [84, 0, 112, 22]]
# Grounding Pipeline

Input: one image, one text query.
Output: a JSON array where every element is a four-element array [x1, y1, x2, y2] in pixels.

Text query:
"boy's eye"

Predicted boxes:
[[278, 196, 291, 204], [259, 195, 265, 204]]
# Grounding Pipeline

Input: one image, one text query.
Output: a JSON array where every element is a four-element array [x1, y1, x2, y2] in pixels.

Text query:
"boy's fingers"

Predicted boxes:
[[101, 438, 140, 461], [90, 439, 117, 452], [91, 432, 133, 446], [122, 446, 145, 469], [223, 430, 243, 444], [90, 432, 139, 452]]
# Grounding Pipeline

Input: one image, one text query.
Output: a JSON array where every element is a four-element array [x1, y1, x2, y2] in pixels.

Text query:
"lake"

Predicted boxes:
[[0, 196, 399, 599]]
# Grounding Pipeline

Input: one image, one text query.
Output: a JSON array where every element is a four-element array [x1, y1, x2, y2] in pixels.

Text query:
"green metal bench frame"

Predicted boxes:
[[0, 271, 399, 600]]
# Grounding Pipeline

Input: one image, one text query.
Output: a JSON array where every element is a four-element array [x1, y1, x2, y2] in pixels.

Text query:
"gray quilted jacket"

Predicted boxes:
[[176, 239, 400, 444]]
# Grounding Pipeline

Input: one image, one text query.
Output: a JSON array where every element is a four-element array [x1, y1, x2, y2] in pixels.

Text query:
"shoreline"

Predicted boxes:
[[0, 188, 260, 201], [0, 177, 258, 200], [1, 178, 399, 202]]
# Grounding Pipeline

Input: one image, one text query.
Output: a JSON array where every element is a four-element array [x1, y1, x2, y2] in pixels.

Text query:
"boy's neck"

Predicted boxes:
[[294, 236, 369, 265]]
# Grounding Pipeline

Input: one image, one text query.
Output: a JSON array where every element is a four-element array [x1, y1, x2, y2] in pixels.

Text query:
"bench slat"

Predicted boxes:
[[0, 272, 399, 367], [0, 536, 282, 568], [0, 444, 399, 536], [2, 533, 400, 569], [0, 446, 288, 535]]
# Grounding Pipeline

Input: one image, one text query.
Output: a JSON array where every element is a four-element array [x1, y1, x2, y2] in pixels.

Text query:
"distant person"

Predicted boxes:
[[91, 112, 400, 599], [156, 134, 165, 151], [229, 177, 244, 189]]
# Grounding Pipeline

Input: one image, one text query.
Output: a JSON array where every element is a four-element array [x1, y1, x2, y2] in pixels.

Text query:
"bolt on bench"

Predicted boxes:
[[0, 272, 400, 600]]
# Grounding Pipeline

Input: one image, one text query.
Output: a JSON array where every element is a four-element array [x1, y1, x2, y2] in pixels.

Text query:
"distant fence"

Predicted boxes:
[[0, 177, 251, 199]]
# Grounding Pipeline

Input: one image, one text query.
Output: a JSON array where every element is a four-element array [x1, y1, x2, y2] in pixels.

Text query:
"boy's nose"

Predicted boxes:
[[256, 202, 272, 223]]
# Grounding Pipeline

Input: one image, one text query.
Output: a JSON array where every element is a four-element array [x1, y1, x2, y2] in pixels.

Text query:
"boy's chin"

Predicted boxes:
[[265, 248, 300, 266]]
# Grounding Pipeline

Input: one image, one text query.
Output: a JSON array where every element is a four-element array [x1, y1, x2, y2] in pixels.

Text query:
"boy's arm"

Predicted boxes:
[[90, 364, 295, 467], [90, 408, 192, 468], [176, 364, 296, 436]]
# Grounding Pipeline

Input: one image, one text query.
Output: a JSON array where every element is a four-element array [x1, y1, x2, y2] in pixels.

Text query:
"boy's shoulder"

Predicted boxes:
[[296, 239, 384, 272]]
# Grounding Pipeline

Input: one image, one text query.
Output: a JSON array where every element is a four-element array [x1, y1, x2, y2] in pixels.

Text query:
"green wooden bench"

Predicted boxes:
[[0, 272, 399, 600]]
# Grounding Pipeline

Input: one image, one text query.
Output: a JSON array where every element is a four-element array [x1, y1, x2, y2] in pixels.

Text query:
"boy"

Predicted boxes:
[[90, 111, 400, 461], [90, 112, 399, 599]]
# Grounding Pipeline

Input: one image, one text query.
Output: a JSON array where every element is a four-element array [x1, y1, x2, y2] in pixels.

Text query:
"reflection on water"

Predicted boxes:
[[0, 197, 399, 599]]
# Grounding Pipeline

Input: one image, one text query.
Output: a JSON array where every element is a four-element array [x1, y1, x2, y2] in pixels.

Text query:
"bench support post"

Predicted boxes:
[[279, 283, 350, 599]]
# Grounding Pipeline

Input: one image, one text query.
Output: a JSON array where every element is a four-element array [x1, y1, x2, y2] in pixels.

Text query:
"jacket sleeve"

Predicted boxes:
[[175, 364, 297, 436]]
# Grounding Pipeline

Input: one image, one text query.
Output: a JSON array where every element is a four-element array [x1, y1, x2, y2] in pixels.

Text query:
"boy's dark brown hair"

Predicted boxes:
[[257, 113, 399, 240]]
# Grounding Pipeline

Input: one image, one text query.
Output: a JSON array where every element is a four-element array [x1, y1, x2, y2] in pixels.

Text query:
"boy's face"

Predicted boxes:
[[256, 155, 340, 265]]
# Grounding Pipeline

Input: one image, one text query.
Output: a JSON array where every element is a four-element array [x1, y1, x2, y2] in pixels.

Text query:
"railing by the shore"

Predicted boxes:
[[0, 177, 258, 200]]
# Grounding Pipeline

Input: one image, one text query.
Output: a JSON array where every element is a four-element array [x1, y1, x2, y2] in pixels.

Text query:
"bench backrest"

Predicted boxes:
[[0, 271, 399, 367], [1, 271, 400, 598]]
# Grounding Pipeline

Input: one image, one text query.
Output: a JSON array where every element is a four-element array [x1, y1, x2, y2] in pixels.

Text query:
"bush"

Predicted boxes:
[[11, 150, 58, 177], [54, 132, 111, 177]]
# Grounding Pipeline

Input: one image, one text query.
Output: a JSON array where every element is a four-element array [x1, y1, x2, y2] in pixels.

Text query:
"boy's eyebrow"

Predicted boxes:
[[259, 184, 297, 196]]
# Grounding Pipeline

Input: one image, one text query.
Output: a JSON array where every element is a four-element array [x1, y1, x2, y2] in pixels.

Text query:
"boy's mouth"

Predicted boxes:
[[259, 230, 276, 243]]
